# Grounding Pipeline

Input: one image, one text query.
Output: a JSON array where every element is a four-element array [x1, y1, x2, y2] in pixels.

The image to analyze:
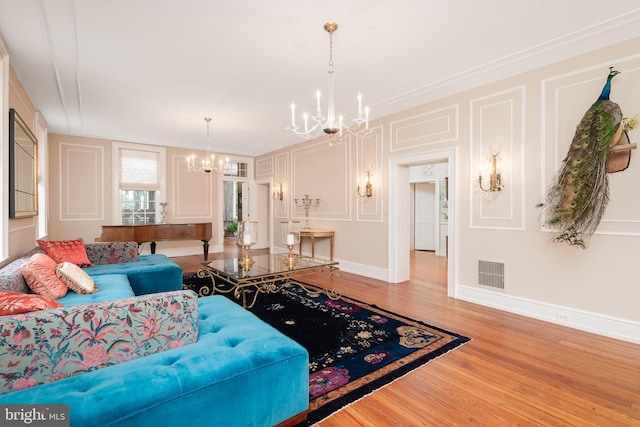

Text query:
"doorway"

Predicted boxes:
[[388, 149, 456, 297]]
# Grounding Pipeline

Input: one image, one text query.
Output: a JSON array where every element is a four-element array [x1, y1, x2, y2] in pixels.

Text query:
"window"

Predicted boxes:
[[224, 161, 248, 178], [113, 143, 165, 225], [120, 190, 156, 224]]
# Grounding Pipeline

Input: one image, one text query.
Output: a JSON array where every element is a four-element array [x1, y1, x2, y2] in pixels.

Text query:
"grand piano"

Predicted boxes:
[[96, 222, 213, 260]]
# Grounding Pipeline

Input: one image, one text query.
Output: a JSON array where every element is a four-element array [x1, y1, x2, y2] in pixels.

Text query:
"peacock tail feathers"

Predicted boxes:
[[541, 68, 622, 248]]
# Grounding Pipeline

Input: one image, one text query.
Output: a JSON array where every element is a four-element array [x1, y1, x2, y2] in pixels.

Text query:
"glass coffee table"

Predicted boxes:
[[196, 253, 340, 308]]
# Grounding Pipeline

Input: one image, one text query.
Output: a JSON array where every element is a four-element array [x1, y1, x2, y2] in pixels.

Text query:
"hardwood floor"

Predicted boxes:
[[171, 243, 640, 426]]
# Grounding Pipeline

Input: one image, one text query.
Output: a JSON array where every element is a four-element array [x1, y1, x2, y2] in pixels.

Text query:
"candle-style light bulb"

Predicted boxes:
[[365, 106, 370, 130], [315, 89, 322, 119], [290, 103, 296, 128]]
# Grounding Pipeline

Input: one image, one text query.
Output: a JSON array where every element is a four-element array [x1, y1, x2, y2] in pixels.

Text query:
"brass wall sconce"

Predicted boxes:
[[357, 171, 373, 198], [273, 182, 284, 201], [478, 153, 503, 192]]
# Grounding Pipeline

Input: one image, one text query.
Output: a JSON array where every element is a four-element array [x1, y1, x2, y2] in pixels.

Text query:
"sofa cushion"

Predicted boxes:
[[57, 274, 134, 306], [56, 262, 98, 294], [37, 238, 93, 267], [0, 290, 199, 394], [0, 248, 44, 293], [85, 242, 139, 265], [0, 291, 63, 316], [20, 253, 68, 299], [83, 254, 182, 295]]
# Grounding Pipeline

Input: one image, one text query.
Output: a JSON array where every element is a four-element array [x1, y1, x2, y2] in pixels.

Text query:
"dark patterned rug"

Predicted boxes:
[[183, 273, 470, 426]]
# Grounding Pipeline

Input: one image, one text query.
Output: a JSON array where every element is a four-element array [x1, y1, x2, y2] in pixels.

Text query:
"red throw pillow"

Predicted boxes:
[[37, 238, 93, 267], [0, 292, 63, 316], [21, 253, 68, 299]]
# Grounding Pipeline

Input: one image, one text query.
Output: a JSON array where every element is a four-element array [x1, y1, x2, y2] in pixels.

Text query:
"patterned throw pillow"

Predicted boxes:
[[56, 262, 98, 294], [0, 291, 63, 316], [20, 253, 68, 299], [37, 238, 93, 267]]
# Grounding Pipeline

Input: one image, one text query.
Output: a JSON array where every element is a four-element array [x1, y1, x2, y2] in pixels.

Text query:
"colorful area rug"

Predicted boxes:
[[183, 273, 470, 425]]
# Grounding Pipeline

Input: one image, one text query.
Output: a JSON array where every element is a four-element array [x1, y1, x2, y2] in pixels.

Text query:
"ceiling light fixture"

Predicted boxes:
[[187, 117, 229, 175], [287, 22, 370, 143]]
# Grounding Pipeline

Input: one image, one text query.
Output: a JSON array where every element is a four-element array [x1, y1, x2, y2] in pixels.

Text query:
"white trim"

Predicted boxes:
[[456, 284, 640, 344], [0, 36, 9, 262], [255, 176, 273, 251], [389, 148, 457, 299]]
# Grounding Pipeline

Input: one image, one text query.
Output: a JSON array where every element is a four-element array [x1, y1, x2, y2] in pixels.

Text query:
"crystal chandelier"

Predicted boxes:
[[287, 23, 370, 142], [187, 117, 229, 175]]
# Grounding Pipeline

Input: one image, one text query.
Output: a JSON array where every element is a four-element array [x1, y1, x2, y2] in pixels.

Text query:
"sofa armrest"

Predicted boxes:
[[0, 290, 199, 394], [85, 242, 139, 265]]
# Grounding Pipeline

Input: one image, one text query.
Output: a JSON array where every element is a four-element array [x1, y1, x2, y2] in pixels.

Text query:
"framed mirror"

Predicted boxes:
[[9, 108, 38, 218]]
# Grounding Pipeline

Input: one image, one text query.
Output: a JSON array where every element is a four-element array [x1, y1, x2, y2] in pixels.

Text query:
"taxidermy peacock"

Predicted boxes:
[[541, 67, 636, 248]]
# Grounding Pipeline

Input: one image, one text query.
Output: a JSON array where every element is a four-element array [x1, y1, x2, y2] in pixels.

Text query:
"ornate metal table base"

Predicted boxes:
[[196, 254, 341, 309]]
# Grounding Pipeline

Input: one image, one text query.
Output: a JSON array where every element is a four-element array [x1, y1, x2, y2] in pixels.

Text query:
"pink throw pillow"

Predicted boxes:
[[37, 238, 93, 267], [0, 291, 63, 316], [21, 253, 68, 299]]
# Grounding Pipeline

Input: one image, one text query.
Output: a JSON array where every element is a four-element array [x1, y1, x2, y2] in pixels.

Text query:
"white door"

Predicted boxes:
[[414, 182, 436, 250], [255, 183, 269, 249]]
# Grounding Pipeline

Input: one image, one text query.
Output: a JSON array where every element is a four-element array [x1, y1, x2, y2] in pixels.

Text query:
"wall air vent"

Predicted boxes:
[[478, 260, 505, 290]]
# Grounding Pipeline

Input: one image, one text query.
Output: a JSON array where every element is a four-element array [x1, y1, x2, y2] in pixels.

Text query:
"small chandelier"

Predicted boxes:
[[287, 22, 370, 143], [187, 117, 229, 175]]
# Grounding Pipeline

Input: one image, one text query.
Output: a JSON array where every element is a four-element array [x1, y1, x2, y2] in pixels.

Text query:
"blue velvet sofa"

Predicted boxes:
[[0, 242, 309, 426]]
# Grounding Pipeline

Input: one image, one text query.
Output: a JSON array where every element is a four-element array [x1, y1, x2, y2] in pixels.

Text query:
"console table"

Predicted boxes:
[[299, 230, 335, 260]]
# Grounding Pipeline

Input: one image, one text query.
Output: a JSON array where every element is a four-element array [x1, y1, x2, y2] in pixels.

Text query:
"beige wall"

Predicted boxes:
[[6, 66, 40, 260], [46, 134, 249, 256], [257, 37, 640, 342]]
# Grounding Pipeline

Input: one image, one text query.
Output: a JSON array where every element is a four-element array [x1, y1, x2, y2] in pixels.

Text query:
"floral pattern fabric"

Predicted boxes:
[[85, 242, 139, 265], [0, 248, 44, 294], [0, 290, 199, 394]]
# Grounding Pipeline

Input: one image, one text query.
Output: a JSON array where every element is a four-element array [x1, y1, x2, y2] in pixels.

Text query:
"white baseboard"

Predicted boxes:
[[338, 260, 388, 281], [455, 284, 640, 344]]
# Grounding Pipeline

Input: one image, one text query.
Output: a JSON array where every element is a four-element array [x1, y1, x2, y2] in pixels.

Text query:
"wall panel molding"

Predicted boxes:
[[256, 156, 274, 177], [356, 125, 383, 222], [291, 140, 350, 222], [59, 143, 104, 220], [171, 154, 212, 219], [470, 86, 526, 230], [389, 104, 458, 153]]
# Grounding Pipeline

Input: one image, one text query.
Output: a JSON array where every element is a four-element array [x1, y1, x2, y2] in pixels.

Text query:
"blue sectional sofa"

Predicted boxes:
[[0, 242, 309, 426]]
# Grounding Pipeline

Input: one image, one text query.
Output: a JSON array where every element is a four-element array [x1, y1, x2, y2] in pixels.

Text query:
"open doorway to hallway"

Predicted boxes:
[[409, 162, 449, 287], [388, 148, 455, 296]]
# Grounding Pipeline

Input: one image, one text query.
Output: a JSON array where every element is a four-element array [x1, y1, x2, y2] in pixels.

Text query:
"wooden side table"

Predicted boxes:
[[299, 230, 335, 260]]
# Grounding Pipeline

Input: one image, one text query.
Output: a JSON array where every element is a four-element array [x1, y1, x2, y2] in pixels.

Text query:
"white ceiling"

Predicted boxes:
[[1, 1, 640, 156]]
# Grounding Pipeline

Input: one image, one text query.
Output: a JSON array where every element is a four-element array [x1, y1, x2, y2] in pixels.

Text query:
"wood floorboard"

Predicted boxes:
[[171, 243, 640, 426]]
